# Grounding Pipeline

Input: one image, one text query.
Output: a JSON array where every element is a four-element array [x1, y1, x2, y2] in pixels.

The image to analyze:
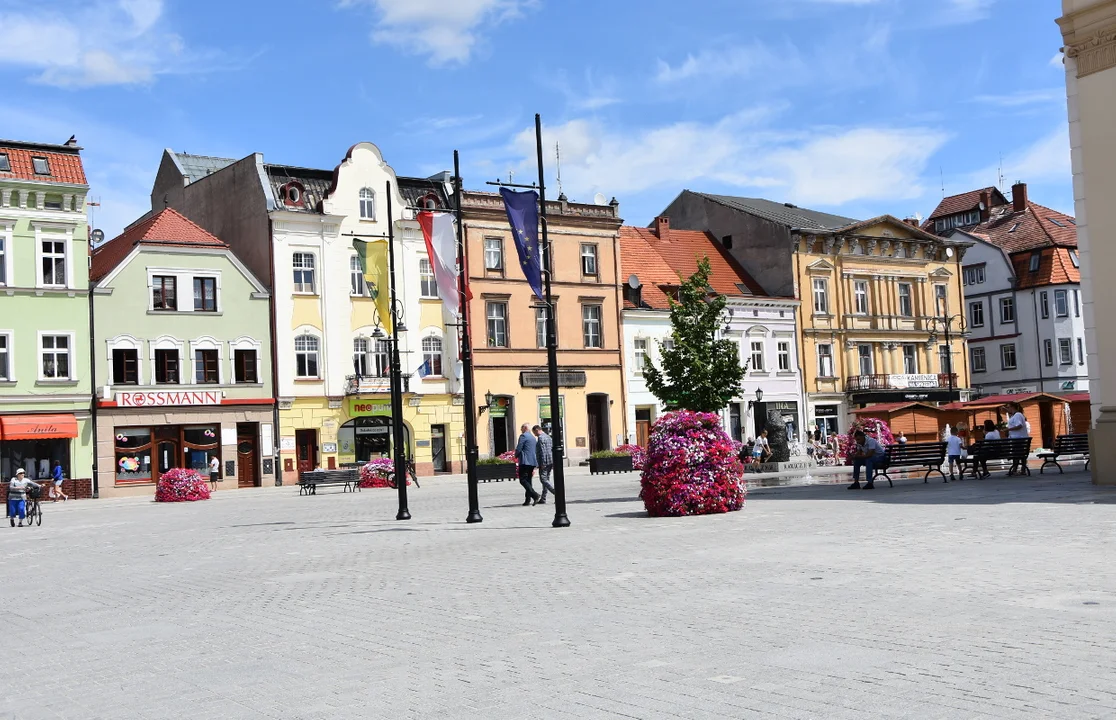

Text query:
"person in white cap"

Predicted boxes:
[[7, 468, 41, 527]]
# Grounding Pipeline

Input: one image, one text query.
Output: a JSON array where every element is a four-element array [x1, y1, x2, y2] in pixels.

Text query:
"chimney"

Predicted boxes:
[[1012, 182, 1028, 212], [979, 190, 991, 221], [904, 218, 918, 227], [655, 216, 670, 241]]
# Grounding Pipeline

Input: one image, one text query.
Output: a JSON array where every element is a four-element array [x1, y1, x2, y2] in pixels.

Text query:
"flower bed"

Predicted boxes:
[[359, 458, 412, 488], [155, 468, 210, 502], [615, 444, 647, 470], [640, 410, 746, 517]]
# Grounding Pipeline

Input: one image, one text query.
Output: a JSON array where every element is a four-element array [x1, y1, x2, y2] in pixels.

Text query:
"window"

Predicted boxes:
[[359, 188, 375, 220], [44, 196, 62, 210], [778, 341, 791, 371], [971, 347, 986, 373], [582, 304, 602, 348], [353, 338, 389, 377], [535, 306, 553, 349], [41, 335, 70, 379], [486, 302, 508, 347], [155, 349, 179, 384], [580, 244, 599, 277], [722, 235, 733, 249], [1029, 251, 1042, 273], [934, 285, 947, 316], [372, 339, 390, 376], [663, 337, 675, 352], [812, 278, 829, 314], [153, 276, 177, 311], [295, 335, 319, 378], [1078, 338, 1086, 365], [858, 344, 873, 375], [1048, 217, 1066, 228], [1055, 289, 1069, 318], [1044, 339, 1054, 367], [903, 344, 918, 374], [234, 349, 258, 384], [484, 238, 503, 273], [419, 258, 437, 298], [633, 338, 647, 372], [939, 344, 952, 374], [969, 301, 984, 328], [421, 337, 443, 377], [193, 277, 217, 312], [194, 349, 219, 384], [817, 343, 834, 378], [0, 335, 8, 380], [0, 154, 9, 172], [1040, 291, 1050, 319], [281, 183, 303, 207], [0, 236, 6, 285], [963, 266, 986, 285], [898, 283, 913, 317], [42, 240, 65, 286], [350, 255, 367, 296], [1059, 338, 1073, 365], [32, 157, 50, 175], [1074, 290, 1080, 317], [1070, 250, 1080, 268], [293, 253, 316, 293], [353, 337, 370, 376], [854, 281, 868, 314], [112, 348, 139, 385], [1000, 343, 1017, 370], [1000, 297, 1015, 324], [750, 341, 764, 372]]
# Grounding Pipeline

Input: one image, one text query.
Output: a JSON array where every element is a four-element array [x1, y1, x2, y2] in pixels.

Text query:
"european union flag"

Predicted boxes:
[[500, 187, 544, 300]]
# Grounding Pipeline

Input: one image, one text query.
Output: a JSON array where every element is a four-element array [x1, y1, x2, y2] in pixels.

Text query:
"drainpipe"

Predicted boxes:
[[267, 217, 281, 485], [87, 262, 99, 498], [612, 225, 628, 447], [1032, 289, 1045, 393]]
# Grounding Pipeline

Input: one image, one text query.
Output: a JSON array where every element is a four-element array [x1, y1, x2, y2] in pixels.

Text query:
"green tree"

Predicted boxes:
[[643, 257, 744, 413]]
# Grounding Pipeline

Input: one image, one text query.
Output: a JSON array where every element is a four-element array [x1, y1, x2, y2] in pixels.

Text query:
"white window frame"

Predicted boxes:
[[750, 340, 765, 372], [1000, 343, 1017, 370], [421, 336, 444, 377], [535, 306, 554, 349], [107, 334, 144, 386], [1000, 297, 1015, 324], [812, 278, 829, 315], [1059, 338, 1073, 365], [1040, 291, 1050, 319], [858, 344, 873, 376], [484, 237, 504, 273], [189, 336, 223, 385], [0, 223, 11, 286], [939, 344, 952, 374], [971, 346, 986, 373], [229, 336, 263, 385], [39, 234, 68, 288], [293, 252, 316, 294], [294, 333, 321, 379], [854, 281, 868, 314], [777, 341, 791, 371], [582, 304, 602, 349], [817, 343, 833, 378], [934, 285, 947, 316], [486, 301, 508, 348], [969, 301, 984, 328], [580, 243, 599, 277], [0, 330, 13, 381], [38, 331, 75, 382], [353, 336, 371, 376], [150, 336, 184, 385], [633, 337, 647, 372], [903, 344, 918, 374], [1055, 289, 1069, 318], [898, 283, 913, 317], [359, 187, 376, 220], [350, 255, 367, 297], [418, 258, 438, 299]]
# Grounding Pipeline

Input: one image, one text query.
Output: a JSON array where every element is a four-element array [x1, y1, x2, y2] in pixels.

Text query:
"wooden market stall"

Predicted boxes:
[[850, 402, 943, 444], [938, 392, 1090, 451]]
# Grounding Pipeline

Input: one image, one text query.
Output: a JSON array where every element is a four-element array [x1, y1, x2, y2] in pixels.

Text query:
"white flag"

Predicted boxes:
[[417, 211, 459, 316]]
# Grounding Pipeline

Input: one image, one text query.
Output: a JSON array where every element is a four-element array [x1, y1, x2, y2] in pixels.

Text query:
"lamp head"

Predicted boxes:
[[755, 388, 764, 403]]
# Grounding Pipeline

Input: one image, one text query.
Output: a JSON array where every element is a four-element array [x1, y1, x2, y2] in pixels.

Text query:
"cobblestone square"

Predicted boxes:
[[3, 469, 1115, 719]]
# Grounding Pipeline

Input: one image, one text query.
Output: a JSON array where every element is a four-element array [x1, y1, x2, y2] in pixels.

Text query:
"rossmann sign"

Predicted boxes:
[[115, 391, 222, 407]]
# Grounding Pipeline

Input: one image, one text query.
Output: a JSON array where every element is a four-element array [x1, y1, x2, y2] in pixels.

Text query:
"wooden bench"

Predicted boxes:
[[298, 470, 360, 495], [875, 441, 948, 486], [1038, 433, 1090, 474], [960, 438, 1033, 479]]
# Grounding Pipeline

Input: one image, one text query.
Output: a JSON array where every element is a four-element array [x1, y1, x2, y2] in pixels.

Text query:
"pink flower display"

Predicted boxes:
[[615, 444, 648, 470], [640, 410, 746, 517], [155, 468, 211, 502], [840, 417, 895, 463], [359, 458, 396, 488]]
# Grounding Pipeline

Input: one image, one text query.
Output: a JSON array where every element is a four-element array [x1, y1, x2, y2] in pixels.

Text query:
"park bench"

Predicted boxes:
[[1038, 433, 1090, 474], [875, 441, 948, 486], [960, 438, 1033, 479], [298, 469, 359, 495]]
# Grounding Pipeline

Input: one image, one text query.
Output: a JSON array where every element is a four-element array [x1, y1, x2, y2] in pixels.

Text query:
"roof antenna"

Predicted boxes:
[[508, 169, 515, 184], [997, 152, 1005, 192], [555, 141, 564, 198], [940, 167, 945, 199]]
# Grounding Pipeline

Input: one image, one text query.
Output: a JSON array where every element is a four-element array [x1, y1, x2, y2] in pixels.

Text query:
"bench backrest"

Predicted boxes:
[[970, 437, 1032, 459], [299, 469, 357, 483], [885, 442, 947, 464], [1053, 433, 1090, 453]]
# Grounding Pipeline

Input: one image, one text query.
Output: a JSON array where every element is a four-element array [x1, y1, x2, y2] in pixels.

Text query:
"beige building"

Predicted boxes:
[[461, 191, 626, 460], [1058, 1, 1116, 483]]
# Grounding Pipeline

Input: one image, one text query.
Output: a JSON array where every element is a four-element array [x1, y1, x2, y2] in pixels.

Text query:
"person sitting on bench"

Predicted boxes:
[[848, 430, 886, 490], [978, 419, 1000, 478]]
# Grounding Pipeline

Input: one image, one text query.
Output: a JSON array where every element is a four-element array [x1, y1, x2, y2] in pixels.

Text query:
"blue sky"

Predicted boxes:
[[0, 0, 1071, 238]]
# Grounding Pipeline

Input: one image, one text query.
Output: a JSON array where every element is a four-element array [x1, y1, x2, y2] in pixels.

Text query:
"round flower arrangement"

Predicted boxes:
[[155, 468, 211, 502], [615, 444, 647, 471], [359, 458, 413, 488], [640, 410, 746, 517], [840, 417, 895, 463]]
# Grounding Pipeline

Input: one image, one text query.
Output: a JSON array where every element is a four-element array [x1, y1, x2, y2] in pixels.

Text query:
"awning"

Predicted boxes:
[[0, 414, 79, 440]]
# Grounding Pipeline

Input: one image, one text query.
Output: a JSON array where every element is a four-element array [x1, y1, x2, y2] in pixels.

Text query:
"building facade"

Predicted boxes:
[[89, 209, 275, 497], [660, 192, 971, 433], [0, 138, 93, 497], [462, 190, 626, 460], [1058, 0, 1116, 483]]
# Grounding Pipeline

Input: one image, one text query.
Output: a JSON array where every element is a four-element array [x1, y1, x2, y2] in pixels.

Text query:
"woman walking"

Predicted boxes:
[[48, 461, 68, 502], [7, 468, 41, 527]]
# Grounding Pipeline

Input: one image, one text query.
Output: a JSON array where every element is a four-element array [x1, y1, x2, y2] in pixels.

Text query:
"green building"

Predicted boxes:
[[89, 208, 275, 497], [0, 139, 93, 496]]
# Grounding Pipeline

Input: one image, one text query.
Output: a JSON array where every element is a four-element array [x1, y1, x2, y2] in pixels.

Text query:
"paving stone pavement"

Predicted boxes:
[[2, 468, 1115, 720]]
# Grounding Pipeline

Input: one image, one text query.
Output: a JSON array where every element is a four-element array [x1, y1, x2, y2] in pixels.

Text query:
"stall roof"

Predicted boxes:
[[939, 392, 1080, 411], [851, 402, 938, 415]]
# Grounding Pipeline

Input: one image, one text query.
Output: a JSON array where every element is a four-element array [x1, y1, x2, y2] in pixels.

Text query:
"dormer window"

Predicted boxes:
[[359, 187, 375, 220], [280, 182, 304, 207], [419, 193, 438, 211], [0, 154, 9, 172], [32, 157, 50, 175], [1048, 217, 1065, 228], [1029, 251, 1042, 273]]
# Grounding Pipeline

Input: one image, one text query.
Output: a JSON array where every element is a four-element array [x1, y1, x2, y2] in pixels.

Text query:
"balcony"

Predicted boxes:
[[344, 375, 408, 396], [846, 373, 960, 403]]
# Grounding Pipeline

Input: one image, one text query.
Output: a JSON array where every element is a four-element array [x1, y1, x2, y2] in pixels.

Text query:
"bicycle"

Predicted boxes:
[[8, 485, 42, 528], [387, 458, 420, 489]]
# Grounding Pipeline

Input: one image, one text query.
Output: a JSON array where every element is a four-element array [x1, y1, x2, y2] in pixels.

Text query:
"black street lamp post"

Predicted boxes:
[[931, 297, 967, 403]]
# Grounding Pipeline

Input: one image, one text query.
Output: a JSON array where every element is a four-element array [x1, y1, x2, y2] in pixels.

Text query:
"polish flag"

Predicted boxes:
[[417, 211, 461, 316]]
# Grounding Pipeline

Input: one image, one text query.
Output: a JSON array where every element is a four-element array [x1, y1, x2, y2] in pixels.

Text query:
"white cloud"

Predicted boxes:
[[655, 43, 790, 84], [340, 0, 534, 66], [1050, 51, 1065, 69], [973, 89, 1065, 107], [0, 0, 189, 87], [958, 125, 1071, 191], [938, 0, 994, 24]]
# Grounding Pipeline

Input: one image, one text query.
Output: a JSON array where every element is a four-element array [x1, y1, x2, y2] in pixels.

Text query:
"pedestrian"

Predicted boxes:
[[753, 429, 771, 463], [848, 430, 886, 490], [897, 431, 908, 444], [979, 419, 1000, 478], [209, 454, 220, 491], [1005, 402, 1029, 476], [7, 468, 40, 527], [945, 426, 965, 481], [532, 425, 555, 504], [514, 423, 540, 506], [48, 461, 68, 502]]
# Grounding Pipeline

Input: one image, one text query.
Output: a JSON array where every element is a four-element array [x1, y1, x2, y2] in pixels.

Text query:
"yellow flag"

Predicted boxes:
[[353, 239, 392, 333]]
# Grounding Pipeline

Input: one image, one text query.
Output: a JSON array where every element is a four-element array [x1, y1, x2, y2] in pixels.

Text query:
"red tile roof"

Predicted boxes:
[[90, 208, 227, 281], [1011, 247, 1080, 288], [923, 186, 1008, 224], [619, 225, 768, 310], [972, 202, 1077, 255], [0, 143, 87, 185]]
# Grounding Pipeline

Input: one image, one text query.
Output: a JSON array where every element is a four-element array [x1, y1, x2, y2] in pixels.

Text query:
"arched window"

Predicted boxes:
[[353, 337, 370, 376], [421, 336, 443, 377], [294, 334, 319, 378], [359, 188, 375, 220]]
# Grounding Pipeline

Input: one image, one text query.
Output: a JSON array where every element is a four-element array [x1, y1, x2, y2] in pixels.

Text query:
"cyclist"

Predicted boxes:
[[7, 468, 41, 527]]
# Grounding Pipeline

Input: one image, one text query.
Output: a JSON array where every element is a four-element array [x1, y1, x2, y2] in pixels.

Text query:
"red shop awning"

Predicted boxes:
[[0, 414, 79, 441]]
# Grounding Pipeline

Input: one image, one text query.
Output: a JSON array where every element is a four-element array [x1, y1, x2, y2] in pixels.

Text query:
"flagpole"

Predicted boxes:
[[535, 113, 570, 528], [387, 180, 410, 521], [455, 150, 483, 524]]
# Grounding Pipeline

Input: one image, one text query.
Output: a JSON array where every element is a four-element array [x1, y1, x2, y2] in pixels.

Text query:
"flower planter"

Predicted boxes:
[[476, 463, 517, 482], [589, 455, 634, 474]]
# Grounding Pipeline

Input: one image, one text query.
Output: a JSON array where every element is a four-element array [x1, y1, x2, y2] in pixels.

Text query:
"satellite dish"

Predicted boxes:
[[91, 228, 105, 245], [627, 274, 641, 289], [978, 201, 986, 210], [593, 192, 608, 206], [945, 247, 955, 258]]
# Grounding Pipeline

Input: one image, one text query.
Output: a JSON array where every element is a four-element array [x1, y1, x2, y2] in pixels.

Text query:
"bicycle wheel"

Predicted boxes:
[[34, 503, 42, 527]]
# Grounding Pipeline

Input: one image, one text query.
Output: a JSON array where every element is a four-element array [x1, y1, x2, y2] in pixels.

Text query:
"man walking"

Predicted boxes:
[[533, 425, 555, 504], [515, 423, 540, 506]]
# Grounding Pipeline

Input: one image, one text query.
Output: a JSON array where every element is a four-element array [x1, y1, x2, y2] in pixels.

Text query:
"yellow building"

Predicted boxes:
[[461, 191, 627, 460]]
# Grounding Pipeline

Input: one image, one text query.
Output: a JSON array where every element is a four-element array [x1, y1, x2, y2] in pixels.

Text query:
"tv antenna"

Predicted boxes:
[[940, 167, 945, 199], [555, 141, 563, 198], [997, 153, 1005, 192]]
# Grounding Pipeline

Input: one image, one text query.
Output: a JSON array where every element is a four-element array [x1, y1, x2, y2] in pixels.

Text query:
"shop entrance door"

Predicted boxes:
[[587, 393, 609, 453], [156, 440, 179, 477], [635, 407, 652, 447], [295, 429, 318, 473], [237, 423, 258, 488], [431, 424, 447, 472], [1039, 402, 1055, 450]]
